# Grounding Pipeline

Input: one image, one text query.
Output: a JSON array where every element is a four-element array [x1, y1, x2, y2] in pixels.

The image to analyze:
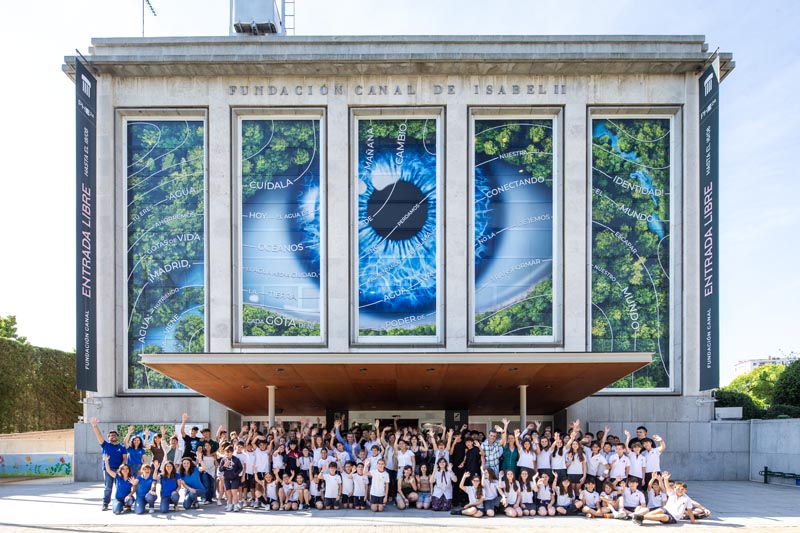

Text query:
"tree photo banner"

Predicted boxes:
[[238, 116, 324, 342], [590, 116, 672, 390], [471, 116, 556, 343], [126, 117, 206, 391]]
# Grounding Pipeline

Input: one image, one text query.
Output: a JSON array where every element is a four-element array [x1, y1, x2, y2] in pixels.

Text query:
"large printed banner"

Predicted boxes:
[[126, 119, 206, 390], [239, 118, 323, 341], [355, 117, 440, 341], [699, 62, 720, 391], [472, 118, 555, 341], [75, 60, 97, 391], [591, 117, 671, 389]]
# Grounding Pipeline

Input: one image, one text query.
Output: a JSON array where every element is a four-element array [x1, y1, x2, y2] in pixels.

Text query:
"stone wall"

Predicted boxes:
[[568, 396, 750, 481], [750, 419, 800, 487]]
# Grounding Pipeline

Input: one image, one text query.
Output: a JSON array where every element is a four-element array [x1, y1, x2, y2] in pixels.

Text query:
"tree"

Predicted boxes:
[[724, 364, 785, 408], [0, 315, 28, 344], [772, 360, 800, 408]]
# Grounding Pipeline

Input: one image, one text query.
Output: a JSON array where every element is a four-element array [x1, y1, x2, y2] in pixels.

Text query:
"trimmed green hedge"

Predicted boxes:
[[714, 389, 762, 420], [0, 338, 82, 433]]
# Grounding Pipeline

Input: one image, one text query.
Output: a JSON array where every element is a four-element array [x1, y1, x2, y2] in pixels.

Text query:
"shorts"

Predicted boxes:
[[310, 495, 323, 505], [224, 478, 241, 490], [567, 473, 583, 484], [625, 506, 639, 512], [417, 491, 431, 504], [255, 472, 268, 482], [552, 469, 567, 481], [353, 495, 366, 507], [537, 498, 551, 510], [561, 503, 579, 514], [483, 497, 499, 510], [369, 495, 386, 505], [660, 507, 678, 524], [324, 497, 339, 508], [341, 494, 353, 505], [243, 474, 255, 490]]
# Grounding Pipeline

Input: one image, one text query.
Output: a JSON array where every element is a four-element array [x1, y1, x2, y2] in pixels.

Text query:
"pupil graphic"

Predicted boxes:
[[367, 180, 428, 241]]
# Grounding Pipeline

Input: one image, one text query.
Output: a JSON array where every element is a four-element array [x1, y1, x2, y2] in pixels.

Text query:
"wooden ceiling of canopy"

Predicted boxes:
[[144, 354, 650, 416]]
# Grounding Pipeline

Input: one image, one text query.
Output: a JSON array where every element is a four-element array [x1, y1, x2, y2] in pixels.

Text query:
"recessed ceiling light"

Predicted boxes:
[[241, 385, 249, 390], [276, 368, 285, 372], [508, 367, 518, 372], [426, 368, 435, 372], [359, 367, 368, 372]]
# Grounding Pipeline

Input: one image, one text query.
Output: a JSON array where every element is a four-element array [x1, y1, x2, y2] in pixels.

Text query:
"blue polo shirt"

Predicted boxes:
[[101, 441, 127, 470]]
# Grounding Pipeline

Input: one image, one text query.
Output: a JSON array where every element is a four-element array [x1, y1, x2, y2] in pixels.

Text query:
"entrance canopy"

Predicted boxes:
[[142, 352, 651, 416]]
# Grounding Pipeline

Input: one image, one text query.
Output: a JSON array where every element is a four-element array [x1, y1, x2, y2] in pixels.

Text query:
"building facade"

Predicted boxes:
[[66, 35, 735, 480]]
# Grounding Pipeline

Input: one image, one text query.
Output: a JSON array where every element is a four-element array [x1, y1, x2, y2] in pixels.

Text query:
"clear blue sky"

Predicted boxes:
[[0, 0, 797, 386]]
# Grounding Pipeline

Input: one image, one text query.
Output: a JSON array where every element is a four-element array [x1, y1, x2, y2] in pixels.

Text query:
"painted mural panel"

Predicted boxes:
[[239, 118, 323, 341], [355, 117, 440, 341], [473, 118, 555, 342], [126, 119, 206, 390], [591, 117, 671, 389]]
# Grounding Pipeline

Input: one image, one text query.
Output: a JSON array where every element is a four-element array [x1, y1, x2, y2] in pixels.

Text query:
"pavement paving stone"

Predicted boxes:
[[0, 479, 798, 532]]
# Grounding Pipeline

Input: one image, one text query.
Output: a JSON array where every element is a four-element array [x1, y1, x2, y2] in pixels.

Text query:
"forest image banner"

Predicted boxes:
[[356, 118, 439, 339], [591, 118, 671, 389], [473, 119, 555, 341], [240, 118, 322, 340], [126, 119, 206, 390]]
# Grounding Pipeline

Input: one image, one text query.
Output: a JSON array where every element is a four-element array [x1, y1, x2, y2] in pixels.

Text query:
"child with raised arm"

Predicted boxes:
[[458, 472, 485, 518], [352, 462, 370, 510], [431, 458, 457, 511], [643, 434, 667, 486], [633, 471, 695, 525]]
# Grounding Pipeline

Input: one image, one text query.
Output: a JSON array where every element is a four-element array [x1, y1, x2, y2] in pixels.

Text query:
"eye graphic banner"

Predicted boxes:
[[239, 118, 323, 341], [126, 119, 206, 390], [591, 117, 671, 389], [472, 118, 555, 342], [355, 117, 440, 341]]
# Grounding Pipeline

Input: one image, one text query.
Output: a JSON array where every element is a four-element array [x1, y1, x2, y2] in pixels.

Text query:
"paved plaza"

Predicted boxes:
[[0, 478, 798, 532]]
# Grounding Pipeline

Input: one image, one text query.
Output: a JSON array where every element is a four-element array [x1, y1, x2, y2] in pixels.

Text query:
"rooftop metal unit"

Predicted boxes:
[[232, 0, 284, 35]]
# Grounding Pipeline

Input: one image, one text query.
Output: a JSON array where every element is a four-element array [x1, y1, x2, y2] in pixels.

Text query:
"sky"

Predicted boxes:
[[0, 0, 797, 386]]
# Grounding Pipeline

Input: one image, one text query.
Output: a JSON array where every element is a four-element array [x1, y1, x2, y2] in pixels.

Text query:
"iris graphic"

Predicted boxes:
[[358, 148, 437, 314]]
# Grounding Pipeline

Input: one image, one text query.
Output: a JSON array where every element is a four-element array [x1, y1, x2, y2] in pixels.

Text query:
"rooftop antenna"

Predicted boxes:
[[142, 0, 157, 37]]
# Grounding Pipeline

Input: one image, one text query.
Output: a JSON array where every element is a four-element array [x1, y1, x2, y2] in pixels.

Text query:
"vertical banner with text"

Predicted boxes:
[[75, 60, 97, 391], [699, 61, 720, 391]]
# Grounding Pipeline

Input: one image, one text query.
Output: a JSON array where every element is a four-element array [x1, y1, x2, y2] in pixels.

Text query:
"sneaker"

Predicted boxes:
[[233, 506, 240, 512], [612, 507, 627, 519], [632, 514, 644, 526], [237, 501, 244, 510], [226, 504, 233, 512], [216, 499, 223, 506], [585, 513, 594, 519], [298, 504, 304, 510], [101, 505, 109, 511], [149, 508, 155, 514]]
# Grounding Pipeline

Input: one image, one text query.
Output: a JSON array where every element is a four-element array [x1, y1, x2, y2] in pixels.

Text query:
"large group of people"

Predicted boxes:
[[91, 415, 711, 524]]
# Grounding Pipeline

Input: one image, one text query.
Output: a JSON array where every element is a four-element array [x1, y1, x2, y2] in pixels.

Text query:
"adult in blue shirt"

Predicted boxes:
[[133, 462, 158, 514], [334, 418, 362, 460], [178, 455, 207, 509], [103, 455, 134, 514], [91, 417, 127, 511], [155, 460, 182, 512]]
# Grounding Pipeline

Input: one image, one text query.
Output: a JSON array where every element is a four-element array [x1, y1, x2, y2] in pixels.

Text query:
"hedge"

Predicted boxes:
[[0, 338, 82, 433], [772, 360, 800, 408]]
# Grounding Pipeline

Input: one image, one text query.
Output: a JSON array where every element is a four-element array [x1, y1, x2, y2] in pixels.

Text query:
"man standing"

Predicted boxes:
[[480, 429, 503, 477], [90, 417, 127, 511]]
